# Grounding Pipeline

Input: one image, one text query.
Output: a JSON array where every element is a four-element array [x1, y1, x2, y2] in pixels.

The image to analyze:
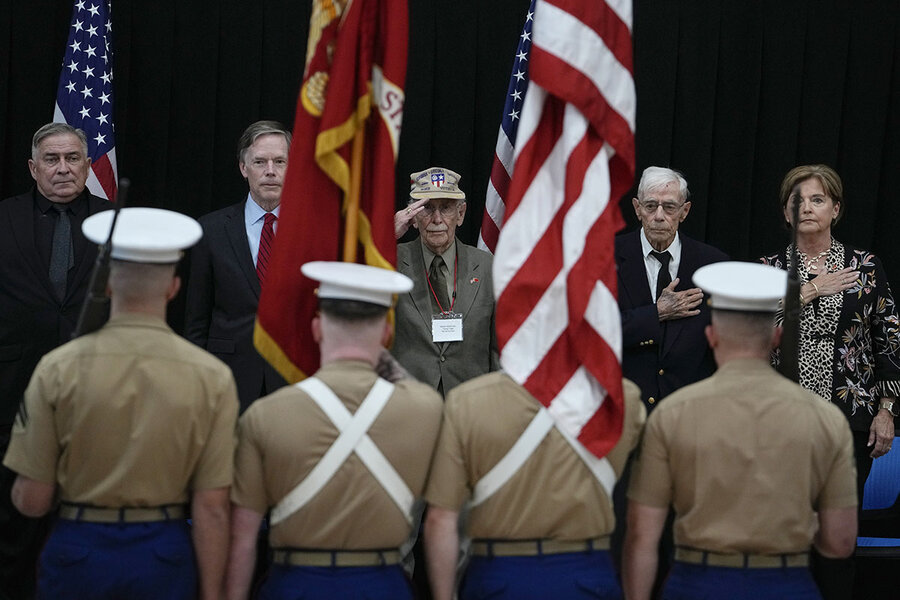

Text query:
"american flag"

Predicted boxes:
[[477, 0, 535, 253], [53, 0, 118, 201], [493, 0, 636, 460]]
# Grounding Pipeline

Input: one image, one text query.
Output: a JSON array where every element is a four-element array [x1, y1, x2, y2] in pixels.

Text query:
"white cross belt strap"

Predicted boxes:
[[469, 406, 617, 508], [270, 376, 415, 526]]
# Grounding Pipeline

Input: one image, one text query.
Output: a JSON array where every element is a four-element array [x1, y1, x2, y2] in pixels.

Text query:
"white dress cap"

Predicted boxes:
[[82, 207, 203, 264], [409, 166, 466, 200], [301, 261, 413, 308], [692, 261, 787, 312]]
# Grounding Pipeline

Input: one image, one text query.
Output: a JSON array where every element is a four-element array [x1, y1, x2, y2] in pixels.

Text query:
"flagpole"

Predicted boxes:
[[342, 124, 366, 262]]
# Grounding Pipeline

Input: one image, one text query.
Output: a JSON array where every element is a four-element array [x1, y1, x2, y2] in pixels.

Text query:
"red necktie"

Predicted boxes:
[[257, 212, 276, 284]]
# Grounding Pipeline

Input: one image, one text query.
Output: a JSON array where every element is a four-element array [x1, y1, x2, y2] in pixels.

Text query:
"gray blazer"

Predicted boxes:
[[392, 238, 499, 395]]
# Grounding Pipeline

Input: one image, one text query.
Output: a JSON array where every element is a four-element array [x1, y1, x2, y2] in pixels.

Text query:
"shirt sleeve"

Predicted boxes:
[[423, 400, 470, 511], [627, 410, 673, 508], [231, 408, 270, 514], [2, 359, 61, 484], [816, 415, 859, 510], [869, 255, 900, 398], [190, 370, 239, 490]]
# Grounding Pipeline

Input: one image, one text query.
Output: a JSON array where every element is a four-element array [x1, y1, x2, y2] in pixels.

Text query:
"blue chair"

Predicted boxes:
[[856, 435, 900, 556]]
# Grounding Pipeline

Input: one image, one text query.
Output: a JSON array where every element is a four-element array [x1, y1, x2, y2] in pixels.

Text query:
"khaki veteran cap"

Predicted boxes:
[[693, 261, 786, 312], [301, 261, 413, 307], [82, 207, 203, 263], [409, 166, 466, 200]]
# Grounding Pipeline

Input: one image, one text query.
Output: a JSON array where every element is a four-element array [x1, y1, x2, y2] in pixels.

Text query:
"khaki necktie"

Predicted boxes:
[[429, 255, 450, 312]]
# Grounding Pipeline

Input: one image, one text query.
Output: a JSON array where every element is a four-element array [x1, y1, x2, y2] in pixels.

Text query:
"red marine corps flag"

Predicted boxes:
[[493, 0, 636, 459], [255, 0, 407, 381]]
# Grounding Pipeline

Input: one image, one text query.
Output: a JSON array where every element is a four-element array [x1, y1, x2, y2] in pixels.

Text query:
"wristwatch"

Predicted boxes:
[[879, 399, 899, 418]]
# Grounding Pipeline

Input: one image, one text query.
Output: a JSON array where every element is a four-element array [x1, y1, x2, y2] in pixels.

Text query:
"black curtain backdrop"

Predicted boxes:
[[2, 0, 899, 331]]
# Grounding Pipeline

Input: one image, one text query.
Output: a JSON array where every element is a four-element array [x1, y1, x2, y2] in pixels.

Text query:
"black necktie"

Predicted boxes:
[[429, 255, 450, 312], [49, 204, 74, 301], [651, 250, 672, 300]]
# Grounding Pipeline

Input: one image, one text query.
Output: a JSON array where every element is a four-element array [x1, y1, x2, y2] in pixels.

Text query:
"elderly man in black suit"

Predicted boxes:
[[0, 122, 111, 599], [615, 166, 728, 410], [185, 121, 292, 413], [611, 165, 727, 595]]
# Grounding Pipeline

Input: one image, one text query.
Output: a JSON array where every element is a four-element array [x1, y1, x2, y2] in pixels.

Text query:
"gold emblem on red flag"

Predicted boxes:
[[301, 72, 329, 117]]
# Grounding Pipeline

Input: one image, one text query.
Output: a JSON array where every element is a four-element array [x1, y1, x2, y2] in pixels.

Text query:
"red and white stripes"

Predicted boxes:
[[493, 0, 635, 459]]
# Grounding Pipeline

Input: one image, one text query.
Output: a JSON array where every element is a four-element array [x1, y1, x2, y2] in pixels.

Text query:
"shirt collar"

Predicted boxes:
[[34, 187, 89, 216], [106, 312, 173, 332], [317, 359, 377, 376], [245, 194, 280, 226], [639, 228, 681, 259], [716, 357, 774, 376], [420, 237, 457, 270]]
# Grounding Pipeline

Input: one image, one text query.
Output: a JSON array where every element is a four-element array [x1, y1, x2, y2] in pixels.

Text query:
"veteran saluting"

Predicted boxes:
[[3, 208, 239, 600], [226, 262, 443, 599]]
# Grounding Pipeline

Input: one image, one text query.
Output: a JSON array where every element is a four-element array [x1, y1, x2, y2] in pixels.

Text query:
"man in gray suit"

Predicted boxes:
[[392, 167, 498, 397]]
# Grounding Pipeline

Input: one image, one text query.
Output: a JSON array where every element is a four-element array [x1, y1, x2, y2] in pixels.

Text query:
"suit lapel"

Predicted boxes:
[[453, 243, 484, 317], [224, 203, 261, 298], [662, 236, 698, 357], [617, 231, 653, 308], [65, 196, 108, 304], [8, 193, 58, 301], [403, 241, 435, 333], [443, 242, 485, 354]]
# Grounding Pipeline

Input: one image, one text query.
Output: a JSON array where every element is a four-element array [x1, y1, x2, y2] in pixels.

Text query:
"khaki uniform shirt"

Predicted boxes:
[[628, 358, 857, 554], [232, 360, 443, 549], [3, 313, 238, 506], [425, 373, 645, 540]]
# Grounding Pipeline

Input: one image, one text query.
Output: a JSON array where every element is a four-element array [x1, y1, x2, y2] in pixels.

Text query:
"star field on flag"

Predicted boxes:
[[54, 0, 118, 201]]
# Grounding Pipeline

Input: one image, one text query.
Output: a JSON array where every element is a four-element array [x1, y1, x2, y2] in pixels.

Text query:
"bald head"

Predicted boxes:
[[706, 309, 780, 364], [313, 299, 391, 366], [108, 261, 180, 316]]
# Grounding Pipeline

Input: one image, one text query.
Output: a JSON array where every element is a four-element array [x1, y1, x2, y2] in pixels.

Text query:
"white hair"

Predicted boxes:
[[637, 166, 689, 202]]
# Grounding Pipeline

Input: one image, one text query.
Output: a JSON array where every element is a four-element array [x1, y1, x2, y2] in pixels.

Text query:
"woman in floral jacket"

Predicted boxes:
[[761, 164, 900, 503]]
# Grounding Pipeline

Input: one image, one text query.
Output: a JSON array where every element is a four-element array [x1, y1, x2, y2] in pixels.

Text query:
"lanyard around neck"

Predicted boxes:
[[424, 253, 458, 314]]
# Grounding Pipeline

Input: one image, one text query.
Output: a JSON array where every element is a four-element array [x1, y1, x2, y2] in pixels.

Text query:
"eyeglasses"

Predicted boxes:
[[638, 200, 685, 215], [419, 202, 460, 218]]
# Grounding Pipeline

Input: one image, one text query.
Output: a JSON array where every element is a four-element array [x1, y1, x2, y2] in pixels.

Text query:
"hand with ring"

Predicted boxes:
[[808, 267, 859, 298], [395, 198, 428, 240]]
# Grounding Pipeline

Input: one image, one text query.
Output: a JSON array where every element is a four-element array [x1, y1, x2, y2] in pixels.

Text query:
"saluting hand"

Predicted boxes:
[[657, 278, 703, 322], [394, 198, 428, 240]]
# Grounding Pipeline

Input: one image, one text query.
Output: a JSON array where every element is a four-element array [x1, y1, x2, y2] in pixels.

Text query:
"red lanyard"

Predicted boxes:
[[424, 254, 458, 314]]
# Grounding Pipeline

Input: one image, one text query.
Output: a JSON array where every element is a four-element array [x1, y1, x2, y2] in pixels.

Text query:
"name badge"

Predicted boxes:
[[432, 312, 463, 342]]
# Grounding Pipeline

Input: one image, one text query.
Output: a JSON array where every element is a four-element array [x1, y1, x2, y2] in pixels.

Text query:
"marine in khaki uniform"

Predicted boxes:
[[3, 208, 238, 600], [225, 261, 443, 600], [424, 373, 646, 599], [624, 262, 858, 600]]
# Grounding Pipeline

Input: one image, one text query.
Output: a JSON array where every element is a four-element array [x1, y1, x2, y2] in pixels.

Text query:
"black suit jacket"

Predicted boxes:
[[615, 229, 728, 410], [0, 189, 111, 431], [184, 200, 285, 412]]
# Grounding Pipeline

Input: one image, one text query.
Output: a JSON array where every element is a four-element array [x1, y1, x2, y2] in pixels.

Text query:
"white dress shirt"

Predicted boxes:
[[639, 229, 681, 302]]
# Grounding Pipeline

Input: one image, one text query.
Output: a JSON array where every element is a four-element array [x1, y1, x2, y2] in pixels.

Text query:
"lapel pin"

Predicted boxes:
[[470, 277, 479, 284]]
